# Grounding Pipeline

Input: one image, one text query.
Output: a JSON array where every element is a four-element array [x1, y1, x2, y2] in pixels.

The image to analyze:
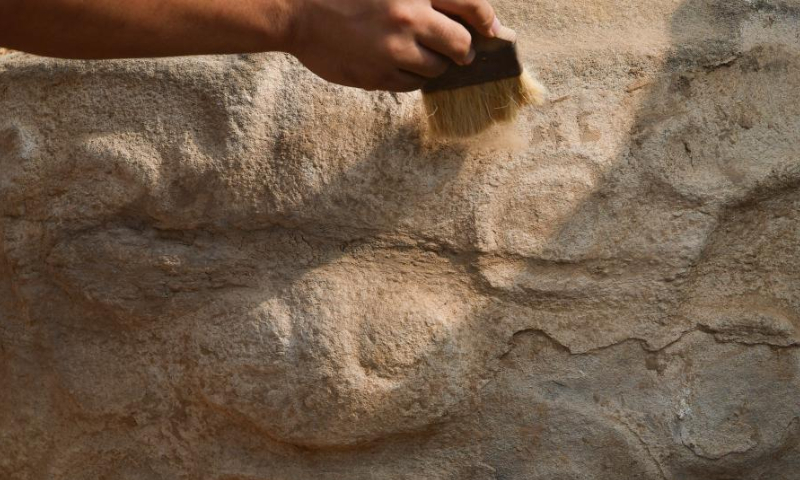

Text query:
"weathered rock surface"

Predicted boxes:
[[2, 0, 800, 478]]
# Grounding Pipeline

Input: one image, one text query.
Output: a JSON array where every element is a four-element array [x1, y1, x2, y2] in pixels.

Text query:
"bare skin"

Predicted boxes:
[[0, 0, 501, 91]]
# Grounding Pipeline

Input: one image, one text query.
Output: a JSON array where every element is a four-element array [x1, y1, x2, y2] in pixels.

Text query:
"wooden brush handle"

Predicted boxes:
[[421, 18, 523, 93]]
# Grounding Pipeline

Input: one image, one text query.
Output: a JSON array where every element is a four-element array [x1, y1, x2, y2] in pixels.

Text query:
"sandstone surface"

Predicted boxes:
[[2, 1, 800, 478]]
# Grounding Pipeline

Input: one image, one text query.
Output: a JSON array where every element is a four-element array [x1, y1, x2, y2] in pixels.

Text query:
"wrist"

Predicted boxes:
[[256, 0, 303, 54]]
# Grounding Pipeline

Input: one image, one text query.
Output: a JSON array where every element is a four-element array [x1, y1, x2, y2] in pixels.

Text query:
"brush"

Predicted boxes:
[[421, 24, 546, 138]]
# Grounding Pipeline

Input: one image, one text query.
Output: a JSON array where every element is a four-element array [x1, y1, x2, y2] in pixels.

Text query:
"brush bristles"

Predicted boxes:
[[423, 70, 546, 138]]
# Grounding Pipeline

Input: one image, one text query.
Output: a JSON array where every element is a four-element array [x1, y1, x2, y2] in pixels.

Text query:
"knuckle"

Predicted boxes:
[[479, 12, 495, 30], [464, 0, 494, 28], [383, 37, 408, 60], [387, 5, 415, 27], [452, 33, 472, 58], [464, 0, 482, 15]]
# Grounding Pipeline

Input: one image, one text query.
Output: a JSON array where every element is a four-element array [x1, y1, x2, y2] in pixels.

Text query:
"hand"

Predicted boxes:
[[286, 0, 501, 91]]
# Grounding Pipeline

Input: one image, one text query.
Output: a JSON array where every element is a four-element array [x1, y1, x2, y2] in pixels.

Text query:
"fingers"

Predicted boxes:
[[394, 43, 450, 78], [416, 10, 475, 66], [431, 0, 498, 38]]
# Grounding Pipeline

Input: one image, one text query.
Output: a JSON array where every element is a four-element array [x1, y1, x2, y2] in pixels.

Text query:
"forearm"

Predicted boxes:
[[0, 0, 295, 59], [1, 0, 502, 92]]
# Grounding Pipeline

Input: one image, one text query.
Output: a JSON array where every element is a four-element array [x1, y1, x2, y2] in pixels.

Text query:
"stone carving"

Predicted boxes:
[[2, 0, 799, 478]]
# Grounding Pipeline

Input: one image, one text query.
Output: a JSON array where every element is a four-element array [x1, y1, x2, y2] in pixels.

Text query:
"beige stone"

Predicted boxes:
[[2, 0, 800, 478]]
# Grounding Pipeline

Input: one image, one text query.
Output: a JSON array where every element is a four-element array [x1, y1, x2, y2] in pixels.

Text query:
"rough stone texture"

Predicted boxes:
[[2, 1, 800, 478]]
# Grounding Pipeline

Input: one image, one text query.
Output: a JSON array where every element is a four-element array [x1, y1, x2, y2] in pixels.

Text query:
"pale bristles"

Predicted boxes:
[[422, 70, 546, 138]]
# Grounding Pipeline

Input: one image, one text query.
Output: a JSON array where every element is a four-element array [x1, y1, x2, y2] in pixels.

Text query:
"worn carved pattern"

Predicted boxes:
[[2, 1, 800, 478]]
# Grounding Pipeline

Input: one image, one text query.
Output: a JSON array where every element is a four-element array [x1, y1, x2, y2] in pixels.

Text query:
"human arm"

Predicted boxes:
[[0, 0, 502, 91]]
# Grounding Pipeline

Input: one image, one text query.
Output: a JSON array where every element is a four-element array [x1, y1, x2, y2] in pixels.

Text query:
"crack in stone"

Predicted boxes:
[[500, 323, 800, 365]]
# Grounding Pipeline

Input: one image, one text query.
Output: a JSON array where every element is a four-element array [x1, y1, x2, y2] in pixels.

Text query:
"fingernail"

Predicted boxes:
[[464, 49, 477, 65], [490, 17, 502, 37]]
